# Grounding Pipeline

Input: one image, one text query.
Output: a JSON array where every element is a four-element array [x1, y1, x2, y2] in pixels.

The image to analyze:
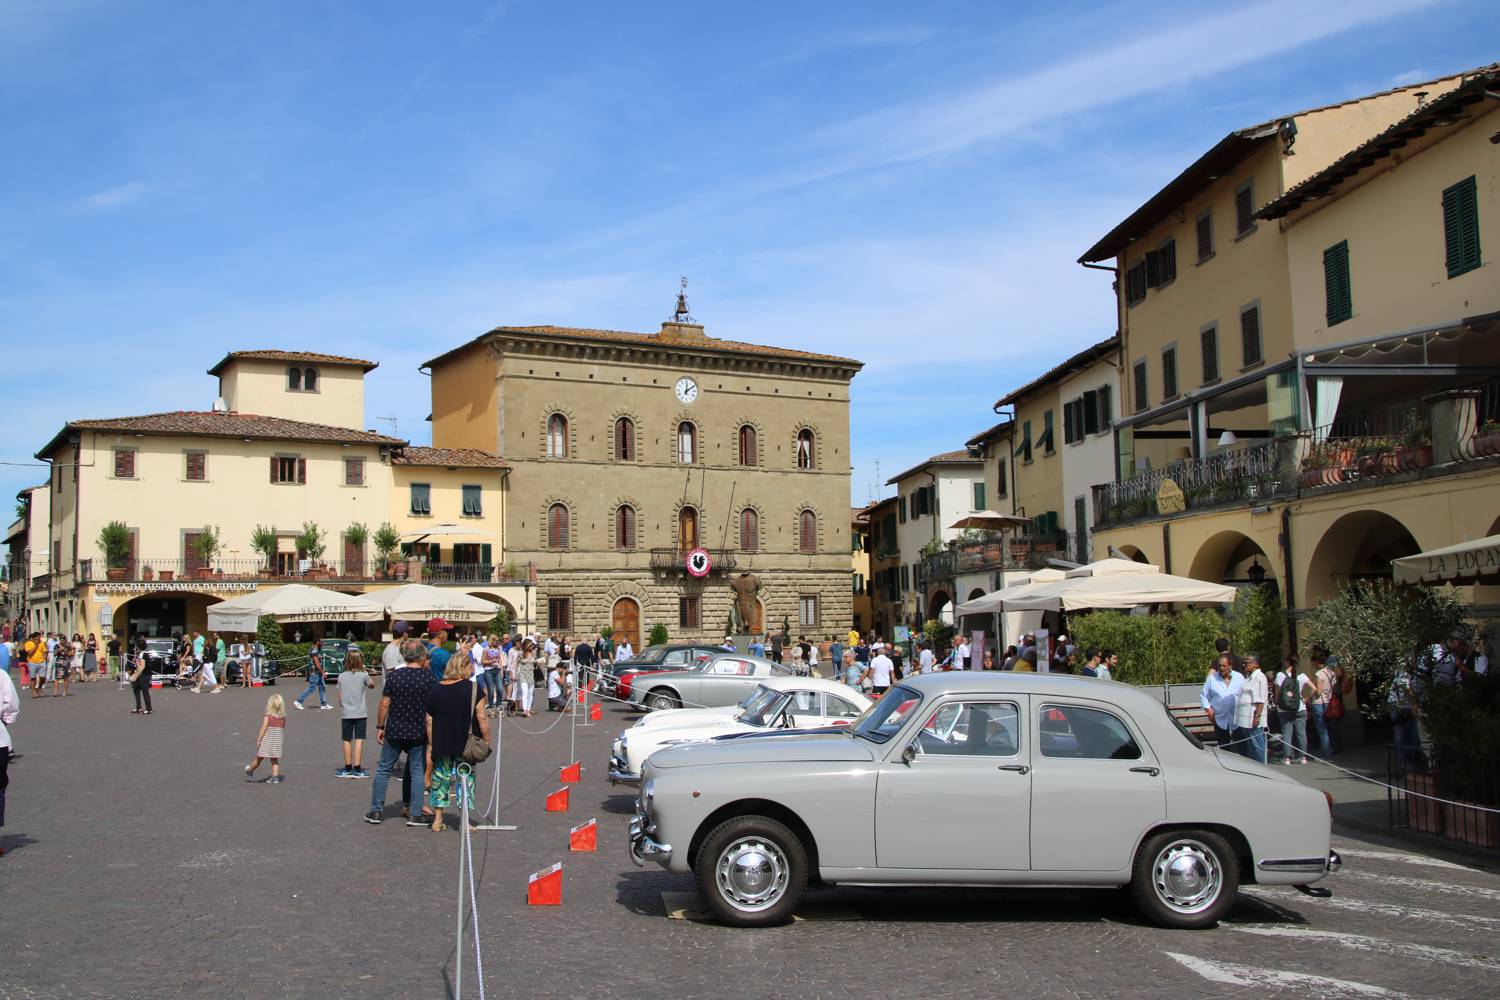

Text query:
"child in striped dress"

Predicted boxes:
[[245, 694, 286, 784]]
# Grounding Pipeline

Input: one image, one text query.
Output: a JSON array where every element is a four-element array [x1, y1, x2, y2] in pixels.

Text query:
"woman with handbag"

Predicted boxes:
[[424, 654, 491, 833]]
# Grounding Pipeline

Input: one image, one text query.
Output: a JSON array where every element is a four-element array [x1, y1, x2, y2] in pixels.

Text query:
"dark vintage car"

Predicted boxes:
[[602, 644, 722, 699]]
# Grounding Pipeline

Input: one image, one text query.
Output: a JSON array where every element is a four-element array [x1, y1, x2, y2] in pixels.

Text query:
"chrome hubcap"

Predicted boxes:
[[715, 837, 788, 912], [1152, 839, 1222, 914], [651, 695, 676, 710]]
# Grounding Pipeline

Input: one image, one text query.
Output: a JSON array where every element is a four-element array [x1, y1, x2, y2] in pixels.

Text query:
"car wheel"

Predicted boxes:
[[1130, 829, 1238, 929], [647, 690, 681, 711], [695, 815, 807, 927]]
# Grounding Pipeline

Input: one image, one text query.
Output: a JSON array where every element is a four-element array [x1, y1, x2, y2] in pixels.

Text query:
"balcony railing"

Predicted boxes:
[[1095, 437, 1299, 527], [917, 532, 1074, 589], [649, 547, 739, 574], [76, 558, 525, 586]]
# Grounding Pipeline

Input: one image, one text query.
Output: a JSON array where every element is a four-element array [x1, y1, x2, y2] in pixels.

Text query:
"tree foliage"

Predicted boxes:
[[1224, 585, 1286, 668], [1066, 608, 1224, 686]]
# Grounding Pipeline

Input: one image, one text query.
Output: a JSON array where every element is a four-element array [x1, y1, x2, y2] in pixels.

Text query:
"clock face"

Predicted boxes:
[[674, 376, 699, 404]]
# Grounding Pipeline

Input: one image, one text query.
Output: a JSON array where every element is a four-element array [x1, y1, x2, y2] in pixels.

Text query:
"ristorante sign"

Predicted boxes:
[[92, 582, 261, 595]]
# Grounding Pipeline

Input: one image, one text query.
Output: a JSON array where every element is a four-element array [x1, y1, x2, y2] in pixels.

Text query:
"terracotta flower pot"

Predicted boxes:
[[1471, 431, 1500, 458], [1397, 445, 1432, 471], [158, 569, 174, 581], [106, 567, 126, 581]]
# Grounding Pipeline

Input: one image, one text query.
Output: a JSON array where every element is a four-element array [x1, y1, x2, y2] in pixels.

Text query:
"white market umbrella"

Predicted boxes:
[[207, 584, 385, 631], [400, 522, 484, 543], [998, 572, 1236, 612], [371, 583, 499, 623], [1064, 557, 1161, 578], [1393, 534, 1500, 587], [949, 510, 1031, 531], [955, 576, 1063, 616]]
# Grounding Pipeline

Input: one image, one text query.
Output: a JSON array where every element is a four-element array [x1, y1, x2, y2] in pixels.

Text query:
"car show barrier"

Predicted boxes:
[[569, 819, 598, 852], [527, 863, 563, 906]]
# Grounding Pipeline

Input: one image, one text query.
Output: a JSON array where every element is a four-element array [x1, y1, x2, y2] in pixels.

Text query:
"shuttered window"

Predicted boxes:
[[1062, 400, 1078, 445], [616, 505, 636, 549], [1095, 386, 1111, 431], [739, 508, 758, 551], [1125, 261, 1147, 307], [461, 484, 482, 516], [1235, 180, 1255, 235], [343, 457, 364, 486], [1146, 239, 1176, 288], [1039, 410, 1055, 454], [547, 503, 569, 549], [1133, 361, 1148, 413], [271, 455, 305, 484], [1162, 348, 1178, 400], [409, 483, 431, 515], [678, 596, 701, 628], [547, 413, 568, 458], [114, 449, 136, 479], [1443, 175, 1481, 278], [1017, 420, 1033, 463], [898, 496, 907, 523], [614, 417, 635, 461], [973, 482, 985, 511], [1323, 241, 1352, 326], [185, 451, 206, 481], [1196, 210, 1214, 261], [547, 596, 572, 630], [798, 510, 817, 553], [737, 424, 757, 466], [1201, 325, 1219, 384], [996, 459, 1008, 498], [1240, 305, 1263, 366]]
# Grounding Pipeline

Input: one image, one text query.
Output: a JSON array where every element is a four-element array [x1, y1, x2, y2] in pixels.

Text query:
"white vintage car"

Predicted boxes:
[[629, 673, 1339, 929], [609, 677, 871, 785]]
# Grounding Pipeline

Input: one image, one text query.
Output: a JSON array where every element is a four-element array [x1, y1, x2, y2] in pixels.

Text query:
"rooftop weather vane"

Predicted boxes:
[[672, 276, 694, 323]]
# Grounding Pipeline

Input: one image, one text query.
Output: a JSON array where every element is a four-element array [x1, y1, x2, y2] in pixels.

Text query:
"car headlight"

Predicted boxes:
[[643, 778, 655, 809], [619, 735, 628, 750]]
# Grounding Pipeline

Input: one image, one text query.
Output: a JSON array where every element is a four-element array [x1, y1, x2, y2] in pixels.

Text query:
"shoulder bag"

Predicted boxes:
[[462, 682, 492, 764]]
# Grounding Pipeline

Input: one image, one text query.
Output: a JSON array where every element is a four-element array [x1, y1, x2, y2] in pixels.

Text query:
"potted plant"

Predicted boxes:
[[251, 524, 278, 577], [192, 527, 220, 579], [97, 520, 132, 580], [1473, 419, 1500, 458], [159, 566, 174, 581], [142, 564, 155, 581], [1299, 443, 1332, 487], [372, 522, 400, 578], [345, 522, 369, 577], [1396, 413, 1433, 471], [296, 521, 327, 577]]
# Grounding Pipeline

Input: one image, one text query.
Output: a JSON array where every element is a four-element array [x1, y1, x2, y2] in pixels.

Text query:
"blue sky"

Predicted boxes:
[[2, 0, 1496, 510]]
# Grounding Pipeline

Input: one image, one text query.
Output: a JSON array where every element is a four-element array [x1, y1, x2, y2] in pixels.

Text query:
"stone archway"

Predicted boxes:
[[1116, 544, 1151, 564], [1304, 509, 1422, 605], [928, 589, 953, 625], [611, 597, 641, 652], [110, 591, 224, 641], [468, 592, 518, 629], [1188, 530, 1278, 590]]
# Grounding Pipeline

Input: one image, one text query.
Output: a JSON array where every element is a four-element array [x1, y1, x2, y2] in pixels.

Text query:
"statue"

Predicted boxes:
[[729, 572, 761, 634]]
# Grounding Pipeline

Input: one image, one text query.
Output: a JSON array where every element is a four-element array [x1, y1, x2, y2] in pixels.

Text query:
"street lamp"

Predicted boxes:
[[1247, 555, 1267, 585]]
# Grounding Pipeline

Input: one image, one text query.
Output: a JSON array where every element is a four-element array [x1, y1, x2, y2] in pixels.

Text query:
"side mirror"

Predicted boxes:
[[901, 743, 918, 766]]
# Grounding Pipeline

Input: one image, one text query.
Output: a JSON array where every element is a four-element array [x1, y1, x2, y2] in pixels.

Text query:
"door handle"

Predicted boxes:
[[1130, 766, 1160, 777], [998, 764, 1030, 775]]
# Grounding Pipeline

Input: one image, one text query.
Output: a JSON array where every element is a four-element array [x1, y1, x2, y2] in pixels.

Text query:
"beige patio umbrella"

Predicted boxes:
[[998, 571, 1236, 612], [207, 584, 386, 631], [370, 583, 499, 623], [949, 510, 1032, 531], [399, 523, 485, 543], [1392, 533, 1500, 586], [1063, 556, 1162, 578]]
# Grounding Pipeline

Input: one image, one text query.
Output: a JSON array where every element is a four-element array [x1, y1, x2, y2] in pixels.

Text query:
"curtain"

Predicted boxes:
[[1312, 377, 1343, 442]]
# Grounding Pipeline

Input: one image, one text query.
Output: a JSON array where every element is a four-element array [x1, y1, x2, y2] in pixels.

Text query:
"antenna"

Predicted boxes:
[[375, 414, 398, 437]]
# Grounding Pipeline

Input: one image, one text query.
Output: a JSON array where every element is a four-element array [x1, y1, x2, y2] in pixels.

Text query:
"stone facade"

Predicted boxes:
[[425, 316, 862, 648]]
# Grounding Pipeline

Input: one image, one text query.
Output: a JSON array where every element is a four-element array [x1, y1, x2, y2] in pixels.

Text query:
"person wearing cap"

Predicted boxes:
[[426, 618, 452, 682], [382, 620, 410, 682]]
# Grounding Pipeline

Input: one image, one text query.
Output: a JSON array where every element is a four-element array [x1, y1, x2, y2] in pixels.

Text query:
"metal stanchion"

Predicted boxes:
[[578, 663, 597, 728], [474, 707, 516, 832], [455, 764, 469, 1000]]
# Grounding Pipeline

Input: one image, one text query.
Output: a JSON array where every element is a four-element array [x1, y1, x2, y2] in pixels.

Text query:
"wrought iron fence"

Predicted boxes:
[[1095, 437, 1299, 527], [1388, 744, 1500, 852], [76, 558, 523, 585], [648, 547, 739, 574]]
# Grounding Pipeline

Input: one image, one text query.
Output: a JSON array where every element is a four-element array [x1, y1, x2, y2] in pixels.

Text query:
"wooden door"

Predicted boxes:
[[612, 598, 640, 651], [343, 534, 364, 578], [183, 532, 203, 576]]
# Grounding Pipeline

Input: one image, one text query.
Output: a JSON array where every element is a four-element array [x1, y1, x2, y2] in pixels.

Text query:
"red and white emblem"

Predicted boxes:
[[685, 547, 712, 578]]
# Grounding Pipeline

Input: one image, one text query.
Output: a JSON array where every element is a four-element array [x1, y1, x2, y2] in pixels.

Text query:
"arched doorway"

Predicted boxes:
[[111, 592, 225, 642], [1188, 530, 1278, 591], [1116, 544, 1151, 564], [1304, 510, 1422, 604], [468, 592, 518, 631], [611, 597, 641, 652], [928, 589, 953, 626]]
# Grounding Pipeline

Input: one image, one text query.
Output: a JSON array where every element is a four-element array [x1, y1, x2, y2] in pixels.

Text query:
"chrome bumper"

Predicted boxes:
[[608, 754, 640, 785], [1257, 850, 1342, 875], [628, 813, 672, 868]]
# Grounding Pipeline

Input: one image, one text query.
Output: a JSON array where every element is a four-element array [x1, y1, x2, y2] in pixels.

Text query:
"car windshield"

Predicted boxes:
[[627, 646, 671, 665], [740, 691, 792, 728], [850, 686, 923, 744], [734, 684, 778, 718]]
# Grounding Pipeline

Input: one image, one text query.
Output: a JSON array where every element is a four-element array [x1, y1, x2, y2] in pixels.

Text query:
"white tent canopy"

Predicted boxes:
[[999, 572, 1237, 612], [1392, 533, 1500, 587], [370, 584, 499, 623], [1064, 557, 1161, 578], [207, 584, 386, 632], [955, 572, 1064, 616], [399, 522, 481, 542]]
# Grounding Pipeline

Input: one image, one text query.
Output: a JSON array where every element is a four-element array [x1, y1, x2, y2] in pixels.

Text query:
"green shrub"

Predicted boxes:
[[1225, 585, 1286, 667], [648, 623, 669, 646], [1067, 609, 1223, 686]]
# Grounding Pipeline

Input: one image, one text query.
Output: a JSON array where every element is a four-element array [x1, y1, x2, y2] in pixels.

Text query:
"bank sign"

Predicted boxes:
[[93, 582, 261, 596]]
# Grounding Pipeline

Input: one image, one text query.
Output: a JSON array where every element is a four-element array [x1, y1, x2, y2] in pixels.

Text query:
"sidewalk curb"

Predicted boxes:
[[1333, 815, 1500, 867]]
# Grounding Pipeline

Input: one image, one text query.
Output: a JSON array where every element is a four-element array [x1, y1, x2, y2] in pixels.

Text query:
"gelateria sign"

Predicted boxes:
[[93, 581, 260, 596]]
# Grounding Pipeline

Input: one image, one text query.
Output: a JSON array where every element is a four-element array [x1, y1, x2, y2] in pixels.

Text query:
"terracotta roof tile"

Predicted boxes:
[[886, 449, 983, 485], [36, 410, 405, 458], [392, 446, 508, 469], [207, 350, 379, 376], [424, 324, 863, 369], [994, 336, 1119, 409]]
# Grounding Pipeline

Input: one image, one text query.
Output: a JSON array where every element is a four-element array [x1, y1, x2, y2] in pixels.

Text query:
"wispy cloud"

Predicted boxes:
[[362, 1, 511, 134], [1388, 68, 1432, 86], [75, 180, 151, 211], [771, 24, 938, 65]]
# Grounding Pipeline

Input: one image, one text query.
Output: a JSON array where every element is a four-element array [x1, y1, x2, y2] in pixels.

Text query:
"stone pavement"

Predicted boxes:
[[2, 675, 1499, 999]]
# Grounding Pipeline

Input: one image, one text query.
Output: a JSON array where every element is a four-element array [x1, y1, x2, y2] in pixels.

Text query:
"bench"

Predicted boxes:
[[1167, 704, 1218, 743]]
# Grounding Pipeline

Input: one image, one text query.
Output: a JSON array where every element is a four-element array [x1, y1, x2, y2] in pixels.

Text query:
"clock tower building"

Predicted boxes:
[[423, 307, 862, 649]]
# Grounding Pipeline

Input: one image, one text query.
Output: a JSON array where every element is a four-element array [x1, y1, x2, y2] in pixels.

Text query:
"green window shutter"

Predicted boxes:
[[974, 482, 985, 511], [1016, 420, 1033, 462], [480, 543, 492, 565], [1040, 411, 1055, 453], [1323, 241, 1352, 326], [1200, 326, 1219, 383], [1133, 361, 1148, 413], [1240, 307, 1263, 366], [1443, 176, 1481, 278], [1161, 348, 1178, 399]]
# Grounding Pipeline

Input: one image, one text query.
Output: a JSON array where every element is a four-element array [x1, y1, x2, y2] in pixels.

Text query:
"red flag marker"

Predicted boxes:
[[560, 761, 581, 783], [527, 863, 562, 905], [569, 818, 598, 852], [589, 703, 602, 721], [545, 786, 570, 812], [576, 689, 586, 703]]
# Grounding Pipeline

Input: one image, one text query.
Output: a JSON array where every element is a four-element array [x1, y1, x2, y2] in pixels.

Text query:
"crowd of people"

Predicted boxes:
[[0, 625, 112, 699]]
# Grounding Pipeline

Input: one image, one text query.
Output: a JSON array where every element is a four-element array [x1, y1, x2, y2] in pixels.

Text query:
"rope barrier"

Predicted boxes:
[[457, 775, 487, 1000]]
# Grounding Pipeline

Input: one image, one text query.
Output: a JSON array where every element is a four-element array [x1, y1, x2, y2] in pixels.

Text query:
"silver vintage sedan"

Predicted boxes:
[[629, 673, 1339, 928], [628, 653, 792, 712]]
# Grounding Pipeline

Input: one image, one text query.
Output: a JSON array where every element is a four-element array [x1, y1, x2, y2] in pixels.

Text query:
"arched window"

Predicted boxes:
[[287, 367, 302, 391], [796, 428, 815, 470], [798, 509, 817, 553], [547, 503, 569, 549], [740, 508, 759, 551], [303, 367, 318, 391], [678, 506, 699, 550], [677, 421, 696, 464], [738, 424, 757, 466], [615, 505, 636, 550], [614, 417, 635, 461], [547, 413, 569, 458]]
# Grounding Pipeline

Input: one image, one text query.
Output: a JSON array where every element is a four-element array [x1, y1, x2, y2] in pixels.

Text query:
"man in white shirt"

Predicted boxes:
[[1232, 654, 1269, 763], [868, 650, 894, 694], [917, 643, 935, 675], [615, 638, 634, 663], [381, 621, 410, 681], [956, 638, 972, 670]]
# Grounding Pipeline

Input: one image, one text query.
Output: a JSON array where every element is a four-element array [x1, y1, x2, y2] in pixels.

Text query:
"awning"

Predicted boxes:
[[370, 584, 499, 623], [948, 511, 1031, 531], [1392, 534, 1500, 587], [207, 584, 386, 631], [400, 522, 485, 543]]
